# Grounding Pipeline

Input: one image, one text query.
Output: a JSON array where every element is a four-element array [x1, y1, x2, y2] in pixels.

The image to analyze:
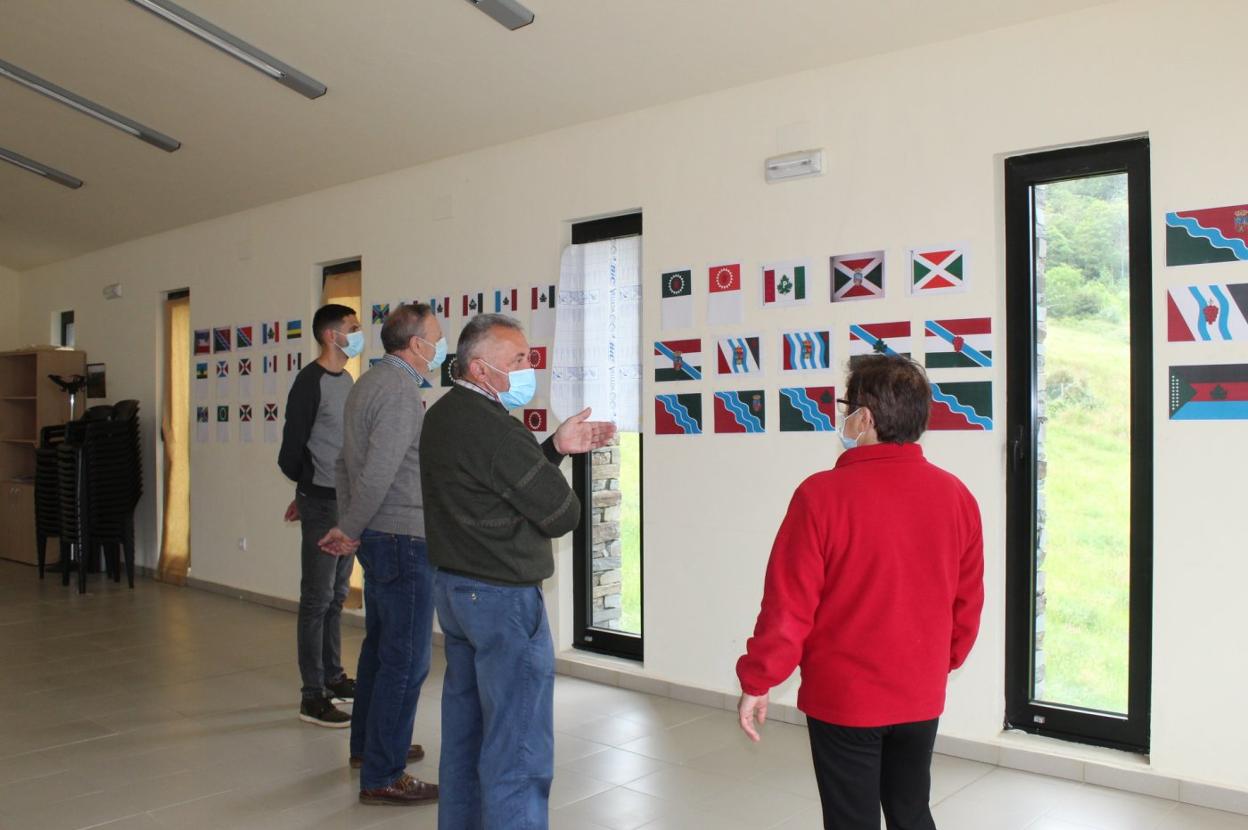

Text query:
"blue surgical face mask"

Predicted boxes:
[[337, 330, 365, 359], [839, 409, 862, 451], [484, 362, 537, 410], [418, 336, 447, 370]]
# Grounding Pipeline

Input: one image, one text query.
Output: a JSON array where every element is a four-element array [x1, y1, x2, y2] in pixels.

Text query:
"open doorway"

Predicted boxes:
[[320, 260, 363, 606], [157, 290, 191, 584]]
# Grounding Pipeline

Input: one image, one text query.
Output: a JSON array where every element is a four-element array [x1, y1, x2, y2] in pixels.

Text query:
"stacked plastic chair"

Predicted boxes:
[[34, 425, 67, 579], [54, 401, 143, 593]]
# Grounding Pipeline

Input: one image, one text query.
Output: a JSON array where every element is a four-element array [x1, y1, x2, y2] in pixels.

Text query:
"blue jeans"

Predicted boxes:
[[435, 571, 555, 830], [350, 531, 435, 790]]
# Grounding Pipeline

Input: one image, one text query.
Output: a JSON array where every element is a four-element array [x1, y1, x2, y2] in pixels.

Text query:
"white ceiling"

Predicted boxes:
[[0, 0, 1109, 271]]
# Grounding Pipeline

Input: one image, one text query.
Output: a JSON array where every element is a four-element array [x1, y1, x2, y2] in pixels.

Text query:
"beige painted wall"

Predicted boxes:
[[0, 265, 22, 350], [16, 0, 1248, 791]]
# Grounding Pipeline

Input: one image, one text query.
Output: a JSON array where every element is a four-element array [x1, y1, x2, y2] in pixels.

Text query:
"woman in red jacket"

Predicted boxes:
[[736, 355, 984, 830]]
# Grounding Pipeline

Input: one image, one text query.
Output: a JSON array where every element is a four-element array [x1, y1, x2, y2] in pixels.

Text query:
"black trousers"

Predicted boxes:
[[808, 716, 939, 830]]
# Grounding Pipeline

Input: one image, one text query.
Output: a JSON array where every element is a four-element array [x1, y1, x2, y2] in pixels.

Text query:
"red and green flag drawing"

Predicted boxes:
[[924, 318, 993, 368], [714, 390, 766, 434], [831, 251, 884, 302], [762, 260, 809, 307], [911, 247, 967, 294], [778, 386, 837, 432], [929, 381, 993, 430], [1165, 204, 1248, 266], [654, 394, 702, 435]]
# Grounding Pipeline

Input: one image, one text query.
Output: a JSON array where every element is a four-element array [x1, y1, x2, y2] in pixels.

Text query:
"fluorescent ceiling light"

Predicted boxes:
[[0, 146, 83, 189], [128, 0, 327, 99], [0, 59, 181, 153], [464, 0, 535, 30]]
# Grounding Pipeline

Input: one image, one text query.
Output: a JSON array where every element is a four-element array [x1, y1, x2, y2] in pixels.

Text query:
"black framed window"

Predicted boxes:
[[569, 212, 644, 661], [1004, 138, 1152, 752]]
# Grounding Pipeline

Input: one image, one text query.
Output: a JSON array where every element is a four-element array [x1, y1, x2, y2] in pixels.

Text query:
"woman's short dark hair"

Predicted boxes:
[[845, 355, 931, 444]]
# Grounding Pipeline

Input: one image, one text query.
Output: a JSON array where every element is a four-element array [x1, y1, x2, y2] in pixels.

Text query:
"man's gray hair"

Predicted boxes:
[[453, 313, 524, 379], [380, 303, 432, 354]]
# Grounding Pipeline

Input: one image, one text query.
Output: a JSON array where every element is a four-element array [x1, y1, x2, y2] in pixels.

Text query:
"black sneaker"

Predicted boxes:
[[299, 697, 351, 728], [327, 675, 356, 703]]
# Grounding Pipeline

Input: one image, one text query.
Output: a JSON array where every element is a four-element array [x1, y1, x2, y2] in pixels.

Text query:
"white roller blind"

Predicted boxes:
[[551, 235, 642, 431]]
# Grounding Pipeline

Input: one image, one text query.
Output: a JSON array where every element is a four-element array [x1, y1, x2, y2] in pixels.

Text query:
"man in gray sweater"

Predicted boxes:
[[319, 303, 446, 807]]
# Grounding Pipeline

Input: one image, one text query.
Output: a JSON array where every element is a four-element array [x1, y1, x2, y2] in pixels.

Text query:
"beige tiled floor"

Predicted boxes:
[[2, 562, 1246, 830]]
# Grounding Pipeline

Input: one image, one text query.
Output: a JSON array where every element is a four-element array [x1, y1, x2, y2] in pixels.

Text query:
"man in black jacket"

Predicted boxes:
[[421, 314, 615, 829], [279, 303, 362, 727]]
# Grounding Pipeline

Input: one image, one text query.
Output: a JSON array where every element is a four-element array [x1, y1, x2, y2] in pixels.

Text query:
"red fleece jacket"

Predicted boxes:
[[736, 443, 984, 727]]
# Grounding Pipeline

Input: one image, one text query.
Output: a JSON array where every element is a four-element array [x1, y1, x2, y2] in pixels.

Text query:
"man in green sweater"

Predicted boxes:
[[421, 313, 616, 830]]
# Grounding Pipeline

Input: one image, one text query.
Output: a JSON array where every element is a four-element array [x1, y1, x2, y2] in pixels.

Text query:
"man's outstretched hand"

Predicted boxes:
[[318, 527, 359, 557], [553, 408, 617, 455]]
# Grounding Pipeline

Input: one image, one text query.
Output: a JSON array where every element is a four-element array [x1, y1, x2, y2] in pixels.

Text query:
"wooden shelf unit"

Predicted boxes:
[[0, 347, 87, 565]]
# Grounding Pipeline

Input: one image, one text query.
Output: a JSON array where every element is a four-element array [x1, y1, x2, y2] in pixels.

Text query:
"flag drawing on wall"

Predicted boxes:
[[707, 263, 744, 325], [660, 269, 694, 331], [194, 329, 211, 355], [237, 357, 253, 396], [654, 338, 703, 382], [831, 251, 885, 302], [1169, 363, 1248, 420], [372, 303, 390, 325], [849, 322, 912, 367], [714, 390, 766, 434], [762, 260, 809, 307], [429, 297, 450, 318], [195, 362, 208, 381], [195, 406, 209, 443], [530, 284, 557, 340], [924, 318, 993, 368], [213, 326, 232, 353], [287, 351, 303, 373], [929, 381, 993, 430], [523, 408, 548, 434], [528, 346, 548, 370], [441, 354, 458, 387], [238, 404, 254, 443], [262, 353, 279, 395], [716, 336, 762, 375], [216, 404, 230, 442], [910, 246, 967, 294], [493, 287, 518, 313], [781, 330, 831, 371], [216, 360, 229, 378], [1166, 204, 1248, 266], [235, 324, 253, 350], [462, 291, 484, 317], [286, 320, 302, 340], [779, 387, 837, 432], [655, 393, 702, 435], [215, 361, 229, 397], [263, 402, 280, 443], [261, 321, 280, 345], [1167, 284, 1248, 341]]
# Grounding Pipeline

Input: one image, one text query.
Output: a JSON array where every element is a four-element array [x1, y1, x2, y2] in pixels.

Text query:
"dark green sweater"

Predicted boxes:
[[420, 385, 581, 586]]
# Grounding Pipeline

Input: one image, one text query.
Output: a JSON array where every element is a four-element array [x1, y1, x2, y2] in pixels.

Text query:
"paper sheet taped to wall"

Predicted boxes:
[[552, 237, 641, 432]]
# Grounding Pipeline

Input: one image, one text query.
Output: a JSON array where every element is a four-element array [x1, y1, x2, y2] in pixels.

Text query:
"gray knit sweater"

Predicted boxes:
[[335, 358, 426, 539]]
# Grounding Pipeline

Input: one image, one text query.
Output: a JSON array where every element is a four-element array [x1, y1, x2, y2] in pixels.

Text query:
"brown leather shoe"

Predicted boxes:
[[349, 744, 425, 769], [359, 772, 438, 806]]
